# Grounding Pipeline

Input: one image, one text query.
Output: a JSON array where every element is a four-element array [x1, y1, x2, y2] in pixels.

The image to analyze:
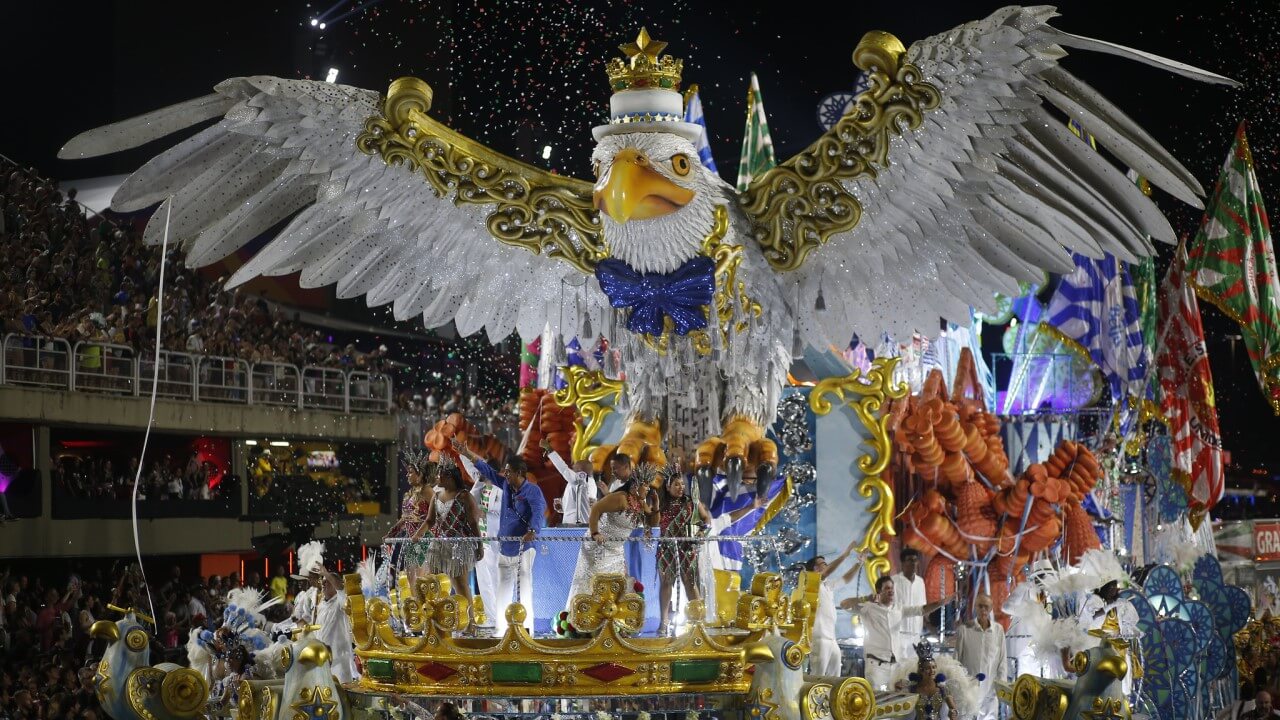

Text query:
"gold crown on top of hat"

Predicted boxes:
[[605, 28, 683, 92]]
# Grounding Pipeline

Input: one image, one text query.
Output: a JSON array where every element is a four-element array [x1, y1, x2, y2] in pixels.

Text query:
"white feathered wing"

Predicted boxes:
[[787, 5, 1236, 347], [59, 76, 606, 343]]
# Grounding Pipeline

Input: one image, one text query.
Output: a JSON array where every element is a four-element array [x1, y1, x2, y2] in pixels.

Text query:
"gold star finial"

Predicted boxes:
[[620, 28, 668, 67]]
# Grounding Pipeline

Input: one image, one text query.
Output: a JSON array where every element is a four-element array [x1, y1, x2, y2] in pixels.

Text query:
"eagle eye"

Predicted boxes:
[[671, 153, 692, 177]]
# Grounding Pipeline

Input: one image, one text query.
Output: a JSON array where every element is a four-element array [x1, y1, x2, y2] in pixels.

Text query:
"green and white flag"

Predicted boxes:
[[1186, 122, 1280, 414], [736, 73, 776, 192]]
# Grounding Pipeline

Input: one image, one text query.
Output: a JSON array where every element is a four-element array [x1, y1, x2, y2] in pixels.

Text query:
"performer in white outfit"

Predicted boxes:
[[891, 548, 927, 660], [806, 537, 862, 676], [461, 454, 503, 634], [843, 577, 953, 692], [567, 461, 657, 606], [548, 448, 596, 525], [284, 541, 356, 682], [314, 564, 356, 682], [956, 593, 1007, 720]]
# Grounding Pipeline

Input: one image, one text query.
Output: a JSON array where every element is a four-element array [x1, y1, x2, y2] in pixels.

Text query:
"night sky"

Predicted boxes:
[[3, 0, 1277, 469]]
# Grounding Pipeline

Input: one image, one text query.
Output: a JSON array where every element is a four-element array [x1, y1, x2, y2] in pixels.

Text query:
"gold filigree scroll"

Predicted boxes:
[[356, 77, 608, 274], [741, 31, 941, 272], [552, 365, 625, 463], [808, 357, 908, 585], [568, 574, 646, 635], [701, 205, 764, 337]]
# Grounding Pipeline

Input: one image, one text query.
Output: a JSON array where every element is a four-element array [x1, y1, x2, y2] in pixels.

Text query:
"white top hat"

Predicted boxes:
[[592, 29, 703, 144]]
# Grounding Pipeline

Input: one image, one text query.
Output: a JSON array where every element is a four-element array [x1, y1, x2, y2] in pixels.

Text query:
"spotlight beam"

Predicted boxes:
[[320, 0, 387, 29]]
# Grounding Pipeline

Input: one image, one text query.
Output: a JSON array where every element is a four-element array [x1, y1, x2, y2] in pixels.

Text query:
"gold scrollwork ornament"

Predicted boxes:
[[553, 365, 625, 463], [356, 77, 608, 274], [808, 357, 908, 585], [742, 31, 941, 272]]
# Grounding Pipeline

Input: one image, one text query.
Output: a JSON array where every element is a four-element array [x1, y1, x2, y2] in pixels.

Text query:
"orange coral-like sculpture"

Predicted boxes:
[[890, 349, 1108, 627], [517, 388, 578, 523]]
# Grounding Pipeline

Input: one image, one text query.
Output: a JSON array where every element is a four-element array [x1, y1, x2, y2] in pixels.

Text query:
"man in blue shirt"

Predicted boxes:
[[455, 440, 545, 634]]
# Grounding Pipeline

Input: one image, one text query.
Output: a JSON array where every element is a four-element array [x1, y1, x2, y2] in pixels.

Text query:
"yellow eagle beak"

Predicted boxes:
[[593, 148, 694, 223], [90, 620, 120, 642]]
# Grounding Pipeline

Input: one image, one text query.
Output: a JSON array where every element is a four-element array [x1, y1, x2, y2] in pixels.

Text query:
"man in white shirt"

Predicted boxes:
[[842, 577, 952, 692], [462, 453, 504, 633], [313, 564, 356, 682], [956, 593, 1006, 720], [547, 449, 595, 525], [891, 548, 927, 660], [805, 538, 861, 676]]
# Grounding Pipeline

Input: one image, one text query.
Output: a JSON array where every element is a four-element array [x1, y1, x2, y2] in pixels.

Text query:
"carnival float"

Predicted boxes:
[[61, 3, 1278, 719]]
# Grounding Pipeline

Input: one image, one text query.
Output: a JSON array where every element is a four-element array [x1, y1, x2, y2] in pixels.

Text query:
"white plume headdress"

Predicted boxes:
[[222, 587, 282, 632], [293, 540, 326, 579]]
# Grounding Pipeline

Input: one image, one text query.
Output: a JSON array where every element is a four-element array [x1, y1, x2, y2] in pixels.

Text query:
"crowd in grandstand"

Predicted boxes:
[[0, 160, 396, 379]]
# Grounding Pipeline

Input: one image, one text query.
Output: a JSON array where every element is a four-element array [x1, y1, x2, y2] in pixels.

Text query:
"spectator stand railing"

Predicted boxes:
[[71, 340, 136, 395], [251, 361, 301, 408], [196, 355, 251, 404], [302, 366, 348, 413], [1, 333, 73, 389], [137, 351, 197, 401], [0, 333, 394, 414], [348, 370, 392, 414]]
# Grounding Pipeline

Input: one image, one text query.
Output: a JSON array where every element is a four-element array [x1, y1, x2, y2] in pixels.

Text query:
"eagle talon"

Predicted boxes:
[[724, 457, 744, 498], [755, 462, 776, 497]]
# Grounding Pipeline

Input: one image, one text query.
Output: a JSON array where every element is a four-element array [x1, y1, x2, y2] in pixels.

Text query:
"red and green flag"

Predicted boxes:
[[1185, 122, 1280, 413]]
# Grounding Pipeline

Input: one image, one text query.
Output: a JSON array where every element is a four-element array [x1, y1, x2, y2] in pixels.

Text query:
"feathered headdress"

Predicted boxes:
[[891, 653, 980, 717], [222, 588, 282, 633], [357, 556, 378, 598], [1076, 548, 1130, 588], [186, 627, 212, 671], [293, 540, 326, 579]]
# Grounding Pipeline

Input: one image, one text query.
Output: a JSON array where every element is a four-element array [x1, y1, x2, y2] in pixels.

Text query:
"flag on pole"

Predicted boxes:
[[736, 73, 776, 192], [1157, 245, 1225, 529], [1041, 251, 1150, 426], [1185, 122, 1280, 414], [682, 84, 719, 174]]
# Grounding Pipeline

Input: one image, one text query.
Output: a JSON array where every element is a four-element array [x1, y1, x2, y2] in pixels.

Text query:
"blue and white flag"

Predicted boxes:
[[1042, 252, 1150, 422], [702, 474, 787, 570], [683, 85, 719, 175]]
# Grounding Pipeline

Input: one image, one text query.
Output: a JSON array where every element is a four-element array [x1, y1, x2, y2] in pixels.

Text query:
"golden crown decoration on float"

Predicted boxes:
[[345, 569, 819, 698], [605, 28, 684, 92]]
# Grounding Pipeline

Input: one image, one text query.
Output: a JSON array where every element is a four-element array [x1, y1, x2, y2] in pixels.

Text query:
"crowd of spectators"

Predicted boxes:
[[0, 564, 131, 720], [52, 452, 229, 502], [0, 159, 398, 381], [0, 562, 319, 720]]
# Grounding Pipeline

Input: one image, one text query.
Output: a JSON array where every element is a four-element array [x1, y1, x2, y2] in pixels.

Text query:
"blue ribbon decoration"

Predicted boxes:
[[595, 256, 715, 337]]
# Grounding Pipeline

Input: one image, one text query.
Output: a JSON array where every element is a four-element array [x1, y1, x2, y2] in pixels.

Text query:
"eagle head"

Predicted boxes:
[[592, 132, 724, 275]]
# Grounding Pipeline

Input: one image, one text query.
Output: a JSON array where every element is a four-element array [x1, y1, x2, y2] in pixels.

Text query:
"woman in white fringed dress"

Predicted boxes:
[[565, 463, 659, 605]]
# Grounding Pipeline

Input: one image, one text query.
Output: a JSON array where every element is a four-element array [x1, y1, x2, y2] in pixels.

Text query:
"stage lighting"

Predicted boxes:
[[245, 440, 258, 446], [319, 22, 326, 29], [326, 68, 339, 83], [270, 441, 290, 447], [541, 145, 552, 160], [310, 18, 318, 26]]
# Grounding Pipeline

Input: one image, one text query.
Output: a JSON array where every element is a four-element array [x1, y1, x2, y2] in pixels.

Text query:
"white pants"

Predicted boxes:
[[865, 658, 897, 692], [810, 637, 842, 676], [475, 541, 501, 629], [974, 682, 998, 720], [494, 548, 535, 634]]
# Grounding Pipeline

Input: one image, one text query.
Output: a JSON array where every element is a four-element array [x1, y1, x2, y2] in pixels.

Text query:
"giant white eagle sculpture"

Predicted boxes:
[[62, 7, 1235, 489]]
